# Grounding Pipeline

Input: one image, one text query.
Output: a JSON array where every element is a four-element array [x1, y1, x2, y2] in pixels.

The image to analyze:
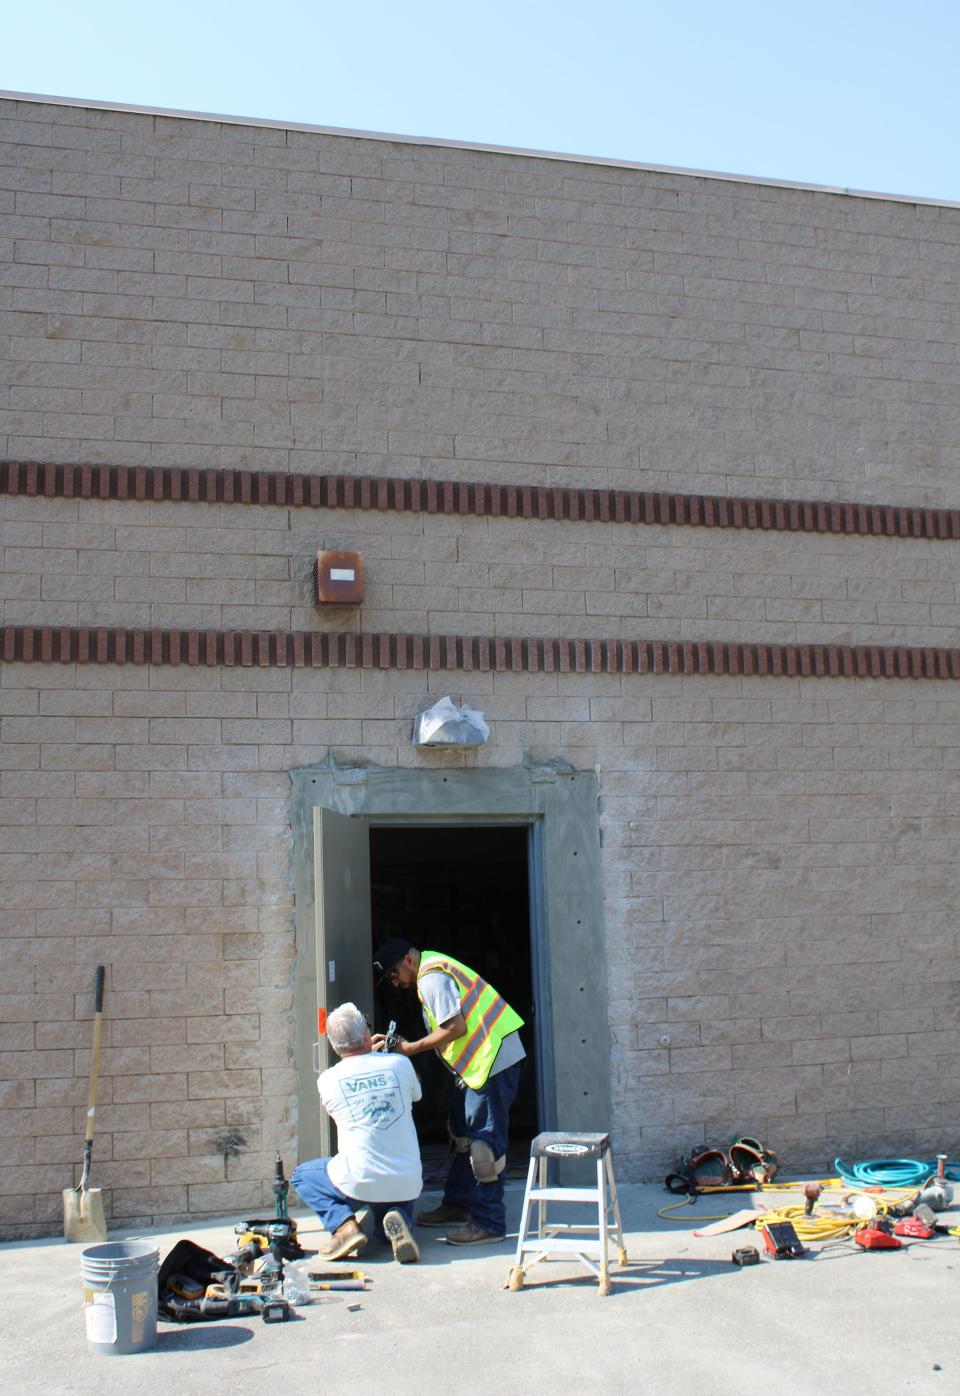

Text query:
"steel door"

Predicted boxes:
[[313, 806, 373, 1154]]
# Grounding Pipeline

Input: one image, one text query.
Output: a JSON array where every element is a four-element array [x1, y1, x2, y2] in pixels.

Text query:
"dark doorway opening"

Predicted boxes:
[[369, 824, 538, 1182]]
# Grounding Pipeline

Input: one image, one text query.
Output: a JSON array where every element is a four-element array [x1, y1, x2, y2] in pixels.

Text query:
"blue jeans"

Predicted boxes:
[[291, 1158, 415, 1242], [442, 1061, 522, 1237]]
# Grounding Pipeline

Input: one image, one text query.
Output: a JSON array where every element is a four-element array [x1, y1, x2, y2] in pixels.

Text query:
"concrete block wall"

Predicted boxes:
[[3, 95, 960, 1234]]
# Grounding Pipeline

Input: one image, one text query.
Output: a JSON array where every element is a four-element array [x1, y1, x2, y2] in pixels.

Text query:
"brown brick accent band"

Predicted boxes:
[[2, 460, 959, 542], [2, 625, 959, 681]]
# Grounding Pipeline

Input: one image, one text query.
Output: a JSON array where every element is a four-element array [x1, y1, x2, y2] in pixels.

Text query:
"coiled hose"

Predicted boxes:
[[835, 1157, 960, 1188]]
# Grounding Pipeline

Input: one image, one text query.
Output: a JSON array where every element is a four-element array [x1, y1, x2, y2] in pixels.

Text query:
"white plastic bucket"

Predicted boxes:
[[80, 1240, 158, 1355]]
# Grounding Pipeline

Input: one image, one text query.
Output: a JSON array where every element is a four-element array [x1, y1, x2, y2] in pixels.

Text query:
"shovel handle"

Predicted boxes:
[[85, 966, 105, 1145]]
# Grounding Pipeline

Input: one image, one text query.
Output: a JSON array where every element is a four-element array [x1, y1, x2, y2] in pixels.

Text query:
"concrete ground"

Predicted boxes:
[[3, 1182, 959, 1396]]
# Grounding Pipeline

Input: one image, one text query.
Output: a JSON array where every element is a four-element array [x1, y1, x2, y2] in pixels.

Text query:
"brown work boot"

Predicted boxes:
[[321, 1217, 368, 1260], [383, 1210, 419, 1264], [416, 1202, 470, 1228], [446, 1222, 505, 1246]]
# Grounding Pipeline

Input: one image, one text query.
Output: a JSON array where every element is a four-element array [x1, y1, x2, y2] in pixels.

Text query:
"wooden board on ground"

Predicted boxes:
[[693, 1208, 765, 1236]]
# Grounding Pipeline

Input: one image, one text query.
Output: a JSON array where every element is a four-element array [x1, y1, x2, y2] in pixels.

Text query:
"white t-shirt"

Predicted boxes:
[[418, 968, 526, 1078], [318, 1052, 423, 1203]]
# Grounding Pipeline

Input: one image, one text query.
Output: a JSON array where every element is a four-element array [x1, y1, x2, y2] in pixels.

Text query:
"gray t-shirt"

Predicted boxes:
[[418, 967, 526, 1079]]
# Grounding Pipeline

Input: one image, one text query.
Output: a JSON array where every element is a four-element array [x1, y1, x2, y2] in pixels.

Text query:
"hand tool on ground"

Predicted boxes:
[[309, 1269, 366, 1291], [63, 965, 108, 1243], [804, 1183, 822, 1216]]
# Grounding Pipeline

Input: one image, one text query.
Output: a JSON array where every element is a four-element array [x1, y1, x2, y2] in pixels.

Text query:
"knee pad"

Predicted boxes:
[[470, 1140, 506, 1184], [447, 1120, 471, 1155]]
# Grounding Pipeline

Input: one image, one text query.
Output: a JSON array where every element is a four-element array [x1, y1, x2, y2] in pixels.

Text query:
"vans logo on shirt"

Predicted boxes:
[[339, 1069, 403, 1128], [344, 1074, 389, 1093]]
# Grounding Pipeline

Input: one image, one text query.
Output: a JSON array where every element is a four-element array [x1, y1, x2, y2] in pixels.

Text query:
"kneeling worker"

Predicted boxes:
[[372, 939, 524, 1246], [291, 1001, 422, 1263]]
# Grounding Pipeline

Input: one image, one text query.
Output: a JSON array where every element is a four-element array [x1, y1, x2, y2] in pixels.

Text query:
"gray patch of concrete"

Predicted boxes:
[[5, 1184, 959, 1396]]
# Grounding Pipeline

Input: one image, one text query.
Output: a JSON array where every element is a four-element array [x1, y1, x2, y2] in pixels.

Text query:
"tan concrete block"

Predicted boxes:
[[112, 1073, 188, 1103], [0, 1023, 33, 1050], [185, 1014, 260, 1044], [150, 1099, 225, 1130], [112, 1129, 188, 1161], [147, 989, 225, 1019], [225, 1042, 288, 1070], [186, 1180, 264, 1212], [792, 1038, 852, 1065], [151, 1154, 226, 1186], [111, 1017, 185, 1048], [259, 1068, 297, 1095], [852, 1034, 908, 1060], [152, 1043, 223, 1073], [111, 1185, 188, 1217], [187, 1069, 261, 1099], [0, 1136, 35, 1166]]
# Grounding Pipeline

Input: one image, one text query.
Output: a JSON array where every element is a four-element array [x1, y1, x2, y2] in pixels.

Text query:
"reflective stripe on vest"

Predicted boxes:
[[417, 950, 524, 1089]]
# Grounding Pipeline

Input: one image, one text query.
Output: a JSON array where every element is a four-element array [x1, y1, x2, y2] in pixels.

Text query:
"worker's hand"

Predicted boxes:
[[372, 1032, 411, 1054]]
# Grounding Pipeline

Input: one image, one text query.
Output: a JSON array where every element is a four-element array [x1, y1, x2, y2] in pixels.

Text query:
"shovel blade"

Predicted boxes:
[[63, 1185, 107, 1244]]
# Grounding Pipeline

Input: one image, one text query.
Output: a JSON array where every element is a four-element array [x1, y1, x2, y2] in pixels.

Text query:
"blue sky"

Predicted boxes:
[[4, 0, 958, 202]]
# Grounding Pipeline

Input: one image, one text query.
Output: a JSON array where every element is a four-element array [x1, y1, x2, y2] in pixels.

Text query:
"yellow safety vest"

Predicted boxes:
[[417, 951, 524, 1090]]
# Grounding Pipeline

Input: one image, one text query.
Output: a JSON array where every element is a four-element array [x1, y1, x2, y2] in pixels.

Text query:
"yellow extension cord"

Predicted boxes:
[[658, 1178, 919, 1241]]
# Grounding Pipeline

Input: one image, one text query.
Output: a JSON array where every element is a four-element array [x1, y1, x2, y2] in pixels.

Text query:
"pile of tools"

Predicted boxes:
[[158, 1153, 313, 1325], [670, 1149, 960, 1264]]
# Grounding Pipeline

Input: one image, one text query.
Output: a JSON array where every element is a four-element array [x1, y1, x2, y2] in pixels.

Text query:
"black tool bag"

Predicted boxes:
[[158, 1239, 239, 1322]]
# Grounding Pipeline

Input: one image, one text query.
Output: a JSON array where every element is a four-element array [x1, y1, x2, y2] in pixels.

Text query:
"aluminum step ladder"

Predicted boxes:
[[507, 1131, 627, 1295]]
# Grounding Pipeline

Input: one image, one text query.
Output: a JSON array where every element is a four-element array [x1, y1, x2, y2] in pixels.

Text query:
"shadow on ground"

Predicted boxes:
[[155, 1324, 256, 1350]]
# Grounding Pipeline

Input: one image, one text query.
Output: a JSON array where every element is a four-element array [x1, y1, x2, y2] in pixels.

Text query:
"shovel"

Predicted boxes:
[[63, 965, 108, 1243]]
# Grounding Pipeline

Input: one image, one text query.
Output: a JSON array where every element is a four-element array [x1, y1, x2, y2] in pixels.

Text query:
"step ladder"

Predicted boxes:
[[507, 1131, 627, 1295]]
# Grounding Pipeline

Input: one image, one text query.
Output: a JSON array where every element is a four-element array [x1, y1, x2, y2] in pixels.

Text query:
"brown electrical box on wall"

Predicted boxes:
[[314, 550, 364, 606]]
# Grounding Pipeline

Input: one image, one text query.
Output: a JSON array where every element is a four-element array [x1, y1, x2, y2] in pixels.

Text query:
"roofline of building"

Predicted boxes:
[[3, 88, 959, 213]]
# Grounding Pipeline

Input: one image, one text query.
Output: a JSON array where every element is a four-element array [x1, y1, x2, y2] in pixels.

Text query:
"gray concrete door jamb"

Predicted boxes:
[[290, 761, 610, 1163]]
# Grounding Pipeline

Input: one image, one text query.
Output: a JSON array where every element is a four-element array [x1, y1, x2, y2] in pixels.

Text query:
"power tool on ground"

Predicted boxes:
[[893, 1216, 935, 1239], [761, 1221, 806, 1259], [273, 1150, 289, 1218], [854, 1216, 902, 1251]]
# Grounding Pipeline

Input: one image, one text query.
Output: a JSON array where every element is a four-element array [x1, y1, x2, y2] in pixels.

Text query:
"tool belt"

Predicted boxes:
[[665, 1137, 779, 1194]]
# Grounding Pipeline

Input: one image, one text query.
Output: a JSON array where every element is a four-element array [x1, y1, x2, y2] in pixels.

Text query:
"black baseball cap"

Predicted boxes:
[[373, 938, 413, 985]]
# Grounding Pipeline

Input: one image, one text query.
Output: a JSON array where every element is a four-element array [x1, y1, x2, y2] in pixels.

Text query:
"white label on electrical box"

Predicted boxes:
[[328, 959, 336, 982], [329, 568, 355, 581]]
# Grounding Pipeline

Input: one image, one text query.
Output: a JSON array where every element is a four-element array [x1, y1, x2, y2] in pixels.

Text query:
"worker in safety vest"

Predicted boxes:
[[372, 938, 525, 1245]]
